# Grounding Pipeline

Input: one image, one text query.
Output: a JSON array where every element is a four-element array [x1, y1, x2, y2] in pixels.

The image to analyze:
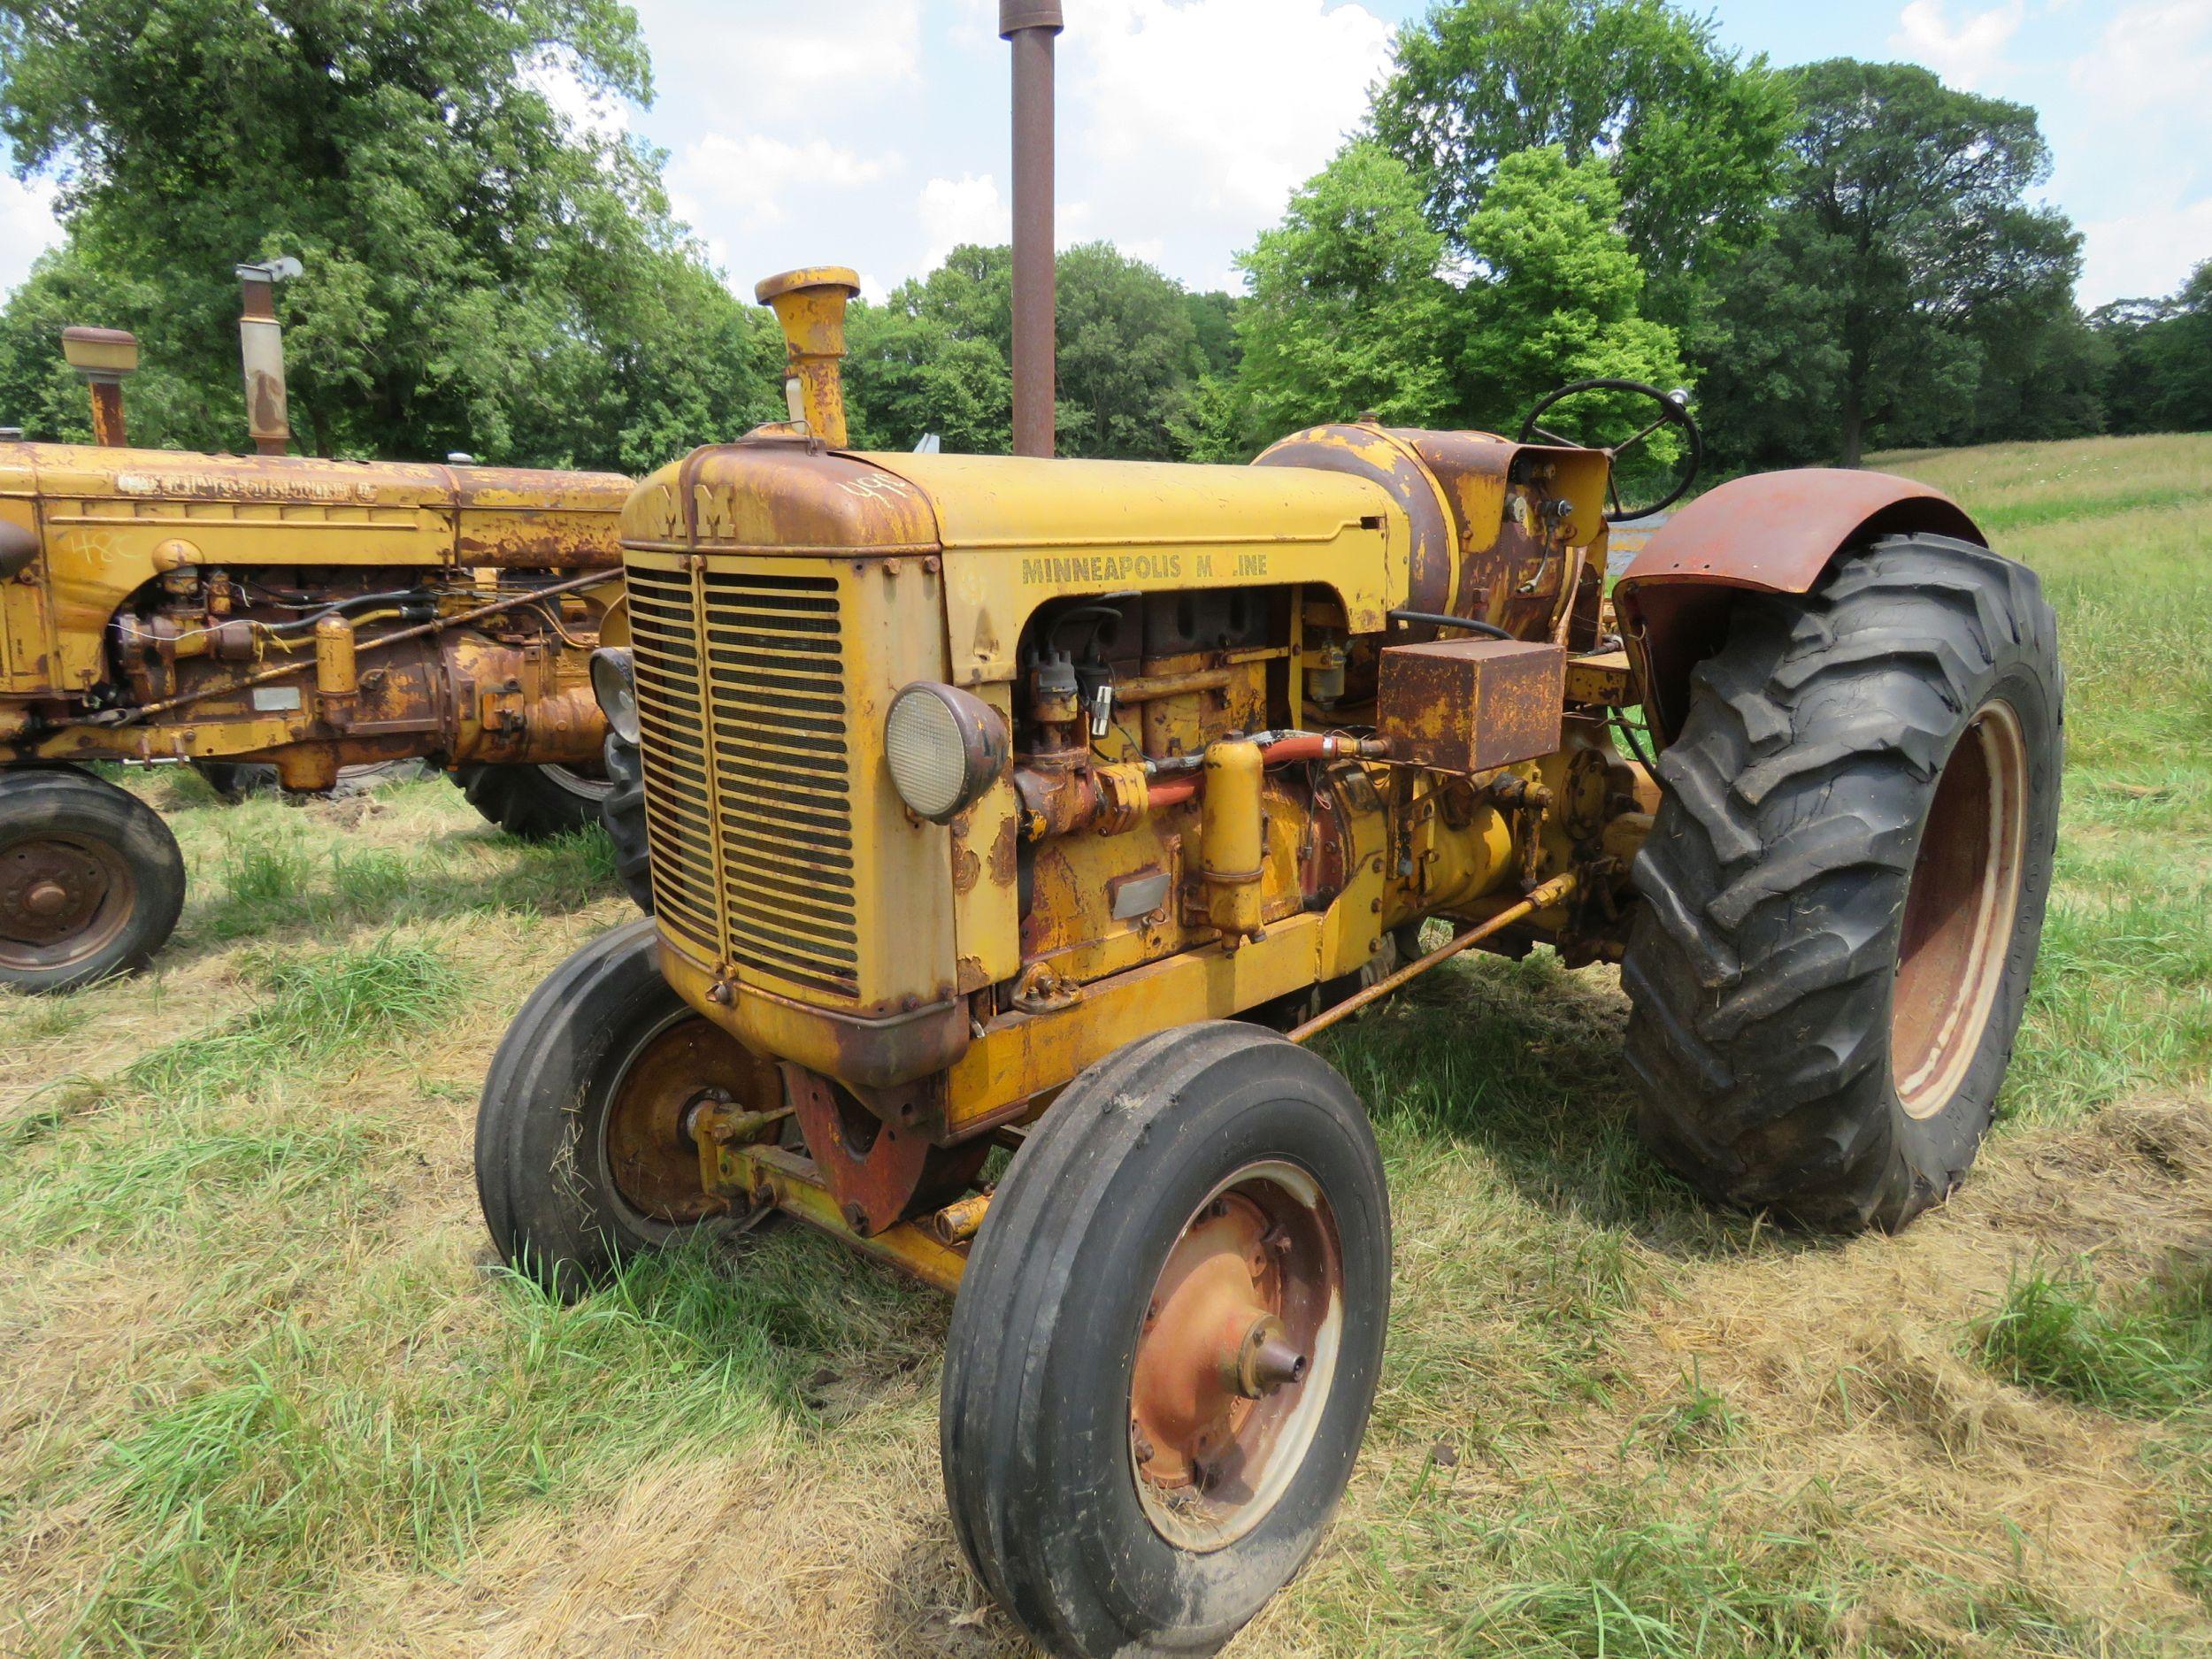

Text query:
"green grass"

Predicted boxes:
[[1978, 1259, 2212, 1415], [4, 434, 2212, 1657]]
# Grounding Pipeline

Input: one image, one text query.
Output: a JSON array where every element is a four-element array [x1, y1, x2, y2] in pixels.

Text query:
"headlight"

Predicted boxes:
[[885, 681, 1008, 824], [590, 647, 640, 746]]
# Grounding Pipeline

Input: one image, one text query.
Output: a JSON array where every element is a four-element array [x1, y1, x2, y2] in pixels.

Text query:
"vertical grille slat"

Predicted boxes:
[[626, 558, 860, 999]]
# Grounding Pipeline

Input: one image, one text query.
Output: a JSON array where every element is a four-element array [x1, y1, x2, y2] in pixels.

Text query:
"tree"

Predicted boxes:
[[1232, 142, 1455, 449], [2094, 262, 2212, 434], [1054, 242, 1206, 460], [844, 242, 1210, 461], [1371, 0, 1793, 311], [0, 0, 780, 469], [1715, 58, 2081, 465], [1454, 145, 1687, 480]]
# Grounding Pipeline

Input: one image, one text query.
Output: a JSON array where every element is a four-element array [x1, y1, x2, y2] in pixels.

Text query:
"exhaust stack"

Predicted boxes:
[[756, 266, 861, 449], [1002, 1, 1063, 457], [60, 326, 138, 447], [235, 257, 303, 456]]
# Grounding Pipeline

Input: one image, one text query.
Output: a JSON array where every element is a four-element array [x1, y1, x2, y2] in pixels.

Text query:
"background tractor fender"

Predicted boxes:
[[1613, 468, 1985, 744]]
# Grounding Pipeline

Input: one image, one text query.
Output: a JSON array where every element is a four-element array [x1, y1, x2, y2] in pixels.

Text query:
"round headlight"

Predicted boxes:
[[590, 647, 641, 746], [885, 681, 1008, 824]]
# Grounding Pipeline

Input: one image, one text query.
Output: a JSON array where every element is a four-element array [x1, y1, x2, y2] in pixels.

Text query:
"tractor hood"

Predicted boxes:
[[618, 440, 1403, 687]]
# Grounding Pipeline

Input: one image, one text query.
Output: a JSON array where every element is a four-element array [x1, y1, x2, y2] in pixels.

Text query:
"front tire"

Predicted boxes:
[[452, 761, 611, 841], [475, 918, 782, 1297], [1622, 534, 2062, 1231], [941, 1022, 1390, 1657], [0, 768, 186, 994]]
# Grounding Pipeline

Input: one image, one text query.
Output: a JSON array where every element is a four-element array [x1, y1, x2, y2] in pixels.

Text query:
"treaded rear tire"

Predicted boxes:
[[1622, 534, 2062, 1232], [451, 761, 610, 841], [599, 733, 653, 913]]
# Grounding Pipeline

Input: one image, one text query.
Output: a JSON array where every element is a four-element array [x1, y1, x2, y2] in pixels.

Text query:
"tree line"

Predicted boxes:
[[0, 0, 2202, 476]]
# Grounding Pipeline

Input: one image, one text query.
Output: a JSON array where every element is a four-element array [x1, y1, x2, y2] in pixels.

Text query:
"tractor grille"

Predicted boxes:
[[625, 560, 860, 1002]]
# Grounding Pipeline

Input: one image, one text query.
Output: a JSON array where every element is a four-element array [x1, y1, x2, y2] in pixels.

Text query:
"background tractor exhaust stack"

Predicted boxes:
[[59, 326, 138, 447], [235, 256, 303, 456]]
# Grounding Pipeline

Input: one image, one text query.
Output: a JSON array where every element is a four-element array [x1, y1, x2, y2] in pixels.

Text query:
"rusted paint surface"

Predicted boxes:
[[1563, 650, 1634, 707], [1613, 467, 1986, 744], [756, 268, 863, 448], [781, 1063, 988, 1235], [1387, 428, 1610, 642], [1252, 424, 1453, 618], [623, 442, 939, 554], [703, 1137, 972, 1291], [1616, 467, 1983, 595], [1376, 638, 1566, 774]]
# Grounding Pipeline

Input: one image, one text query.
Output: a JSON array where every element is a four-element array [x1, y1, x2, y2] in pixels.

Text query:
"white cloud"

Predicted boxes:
[[670, 133, 898, 233], [0, 173, 61, 296], [2070, 0, 2212, 105], [2062, 0, 2212, 305], [629, 0, 921, 119], [1889, 1, 2026, 88], [1071, 0, 1394, 233], [2078, 197, 2212, 308], [918, 172, 1009, 267]]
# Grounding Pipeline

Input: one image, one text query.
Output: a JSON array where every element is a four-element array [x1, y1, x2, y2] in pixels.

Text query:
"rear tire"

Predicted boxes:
[[1622, 534, 2062, 1232], [452, 761, 611, 841], [599, 733, 653, 913], [0, 769, 186, 994], [942, 1022, 1390, 1657], [475, 918, 783, 1298]]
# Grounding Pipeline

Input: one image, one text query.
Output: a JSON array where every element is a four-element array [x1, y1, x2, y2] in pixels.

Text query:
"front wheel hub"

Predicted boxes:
[[1128, 1163, 1343, 1550], [1, 833, 131, 964]]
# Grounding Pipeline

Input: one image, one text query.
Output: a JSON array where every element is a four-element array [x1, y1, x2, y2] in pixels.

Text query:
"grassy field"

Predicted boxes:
[[3, 431, 2208, 1658]]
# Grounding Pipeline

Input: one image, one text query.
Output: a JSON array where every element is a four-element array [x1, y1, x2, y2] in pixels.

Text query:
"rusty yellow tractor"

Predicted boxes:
[[0, 300, 631, 992], [480, 269, 2061, 1656]]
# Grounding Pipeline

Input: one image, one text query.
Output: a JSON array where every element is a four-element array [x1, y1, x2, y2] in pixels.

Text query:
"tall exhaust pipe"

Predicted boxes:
[[235, 256, 303, 456], [1002, 1, 1062, 458], [60, 326, 138, 446]]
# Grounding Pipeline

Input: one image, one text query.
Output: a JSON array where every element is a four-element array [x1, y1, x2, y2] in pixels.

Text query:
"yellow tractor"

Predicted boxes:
[[480, 270, 2061, 1656], [0, 318, 630, 992]]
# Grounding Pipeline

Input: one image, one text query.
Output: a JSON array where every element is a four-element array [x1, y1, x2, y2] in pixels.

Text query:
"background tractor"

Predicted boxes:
[[0, 271, 632, 993], [480, 267, 2062, 1658]]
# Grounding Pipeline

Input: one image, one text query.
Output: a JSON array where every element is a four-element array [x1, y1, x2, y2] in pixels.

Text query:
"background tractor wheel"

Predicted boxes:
[[451, 760, 611, 841], [941, 1021, 1390, 1658], [475, 918, 783, 1299], [192, 760, 280, 802], [0, 768, 186, 994], [1622, 533, 2062, 1232], [195, 758, 426, 802], [599, 733, 653, 913]]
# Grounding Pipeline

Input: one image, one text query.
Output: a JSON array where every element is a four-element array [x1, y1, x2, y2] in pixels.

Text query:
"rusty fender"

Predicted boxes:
[[1613, 468, 1985, 744]]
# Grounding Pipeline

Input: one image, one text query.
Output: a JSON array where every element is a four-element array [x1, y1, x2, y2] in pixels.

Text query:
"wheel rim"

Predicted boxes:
[[0, 832, 136, 973], [1892, 698, 2031, 1119], [1128, 1160, 1344, 1551], [598, 1010, 781, 1231]]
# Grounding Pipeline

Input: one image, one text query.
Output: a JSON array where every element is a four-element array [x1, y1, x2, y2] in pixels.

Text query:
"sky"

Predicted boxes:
[[0, 0, 2205, 311]]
